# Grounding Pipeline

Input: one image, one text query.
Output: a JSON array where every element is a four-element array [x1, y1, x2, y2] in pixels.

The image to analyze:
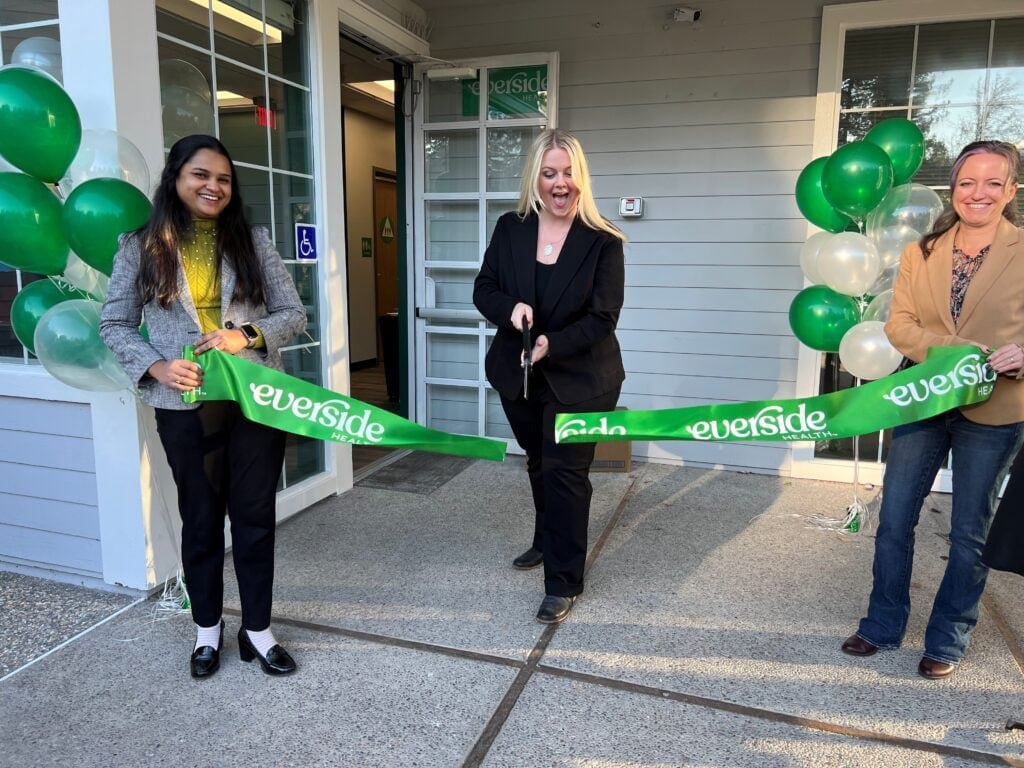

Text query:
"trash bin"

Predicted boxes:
[[378, 312, 399, 402]]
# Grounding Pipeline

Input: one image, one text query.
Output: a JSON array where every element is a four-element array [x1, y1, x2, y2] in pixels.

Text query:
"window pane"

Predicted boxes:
[[486, 201, 515, 245], [273, 172, 313, 256], [156, 2, 210, 50], [485, 389, 513, 440], [486, 65, 548, 120], [427, 333, 477, 380], [216, 60, 269, 167], [1, 26, 60, 77], [212, 0, 266, 70], [913, 21, 990, 106], [283, 432, 324, 486], [913, 104, 991, 186], [426, 73, 478, 122], [157, 41, 215, 149], [989, 19, 1024, 141], [427, 383, 477, 436], [267, 0, 307, 86], [0, 267, 21, 358], [269, 80, 311, 174], [837, 109, 906, 146], [426, 202, 478, 261], [235, 165, 272, 228], [0, 1, 57, 26], [841, 27, 914, 110], [425, 130, 478, 193], [487, 126, 541, 192], [287, 262, 319, 345]]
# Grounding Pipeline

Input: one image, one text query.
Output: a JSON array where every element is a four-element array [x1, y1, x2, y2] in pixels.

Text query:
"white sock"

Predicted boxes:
[[246, 627, 278, 657], [194, 621, 221, 652]]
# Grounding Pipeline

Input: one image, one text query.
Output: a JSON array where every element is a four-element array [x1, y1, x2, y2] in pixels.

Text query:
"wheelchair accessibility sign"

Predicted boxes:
[[295, 223, 318, 261]]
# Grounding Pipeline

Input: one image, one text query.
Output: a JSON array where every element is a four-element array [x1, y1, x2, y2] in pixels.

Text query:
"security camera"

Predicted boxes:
[[673, 6, 701, 22]]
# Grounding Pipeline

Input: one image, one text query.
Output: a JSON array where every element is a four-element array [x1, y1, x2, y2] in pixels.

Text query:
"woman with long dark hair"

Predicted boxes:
[[841, 140, 1024, 678], [101, 134, 306, 678]]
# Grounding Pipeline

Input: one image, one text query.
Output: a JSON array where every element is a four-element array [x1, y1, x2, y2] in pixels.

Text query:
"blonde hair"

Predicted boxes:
[[516, 128, 626, 242]]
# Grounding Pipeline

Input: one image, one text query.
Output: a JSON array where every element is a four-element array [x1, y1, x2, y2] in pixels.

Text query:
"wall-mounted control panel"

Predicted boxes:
[[619, 197, 643, 217]]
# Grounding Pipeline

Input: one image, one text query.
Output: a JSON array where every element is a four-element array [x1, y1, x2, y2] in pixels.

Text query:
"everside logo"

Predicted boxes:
[[248, 383, 386, 443], [883, 351, 995, 407], [686, 403, 836, 442], [465, 69, 547, 98], [556, 416, 627, 443]]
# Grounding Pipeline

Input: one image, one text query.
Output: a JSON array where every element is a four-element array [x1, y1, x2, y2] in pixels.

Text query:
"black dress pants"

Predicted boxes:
[[501, 375, 621, 598], [984, 443, 1024, 577], [155, 401, 286, 630]]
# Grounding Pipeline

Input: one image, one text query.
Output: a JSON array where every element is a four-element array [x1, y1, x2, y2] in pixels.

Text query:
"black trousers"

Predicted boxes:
[[501, 375, 621, 598], [155, 401, 286, 630], [984, 443, 1024, 577]]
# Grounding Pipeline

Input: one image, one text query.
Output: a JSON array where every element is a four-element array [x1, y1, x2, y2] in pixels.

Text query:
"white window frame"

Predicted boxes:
[[791, 0, 1024, 488]]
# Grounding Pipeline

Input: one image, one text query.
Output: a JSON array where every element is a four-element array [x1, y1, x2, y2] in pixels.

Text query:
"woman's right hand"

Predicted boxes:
[[511, 302, 533, 331], [148, 359, 203, 391]]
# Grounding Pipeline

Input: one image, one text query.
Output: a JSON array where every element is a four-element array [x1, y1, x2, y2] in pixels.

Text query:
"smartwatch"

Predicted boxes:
[[239, 323, 260, 349]]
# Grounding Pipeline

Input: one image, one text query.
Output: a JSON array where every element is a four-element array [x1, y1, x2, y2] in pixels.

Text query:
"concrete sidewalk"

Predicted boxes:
[[2, 455, 1023, 767]]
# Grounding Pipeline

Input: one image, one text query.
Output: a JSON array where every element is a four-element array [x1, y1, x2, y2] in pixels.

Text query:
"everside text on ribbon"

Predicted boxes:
[[191, 348, 506, 462], [555, 346, 996, 445]]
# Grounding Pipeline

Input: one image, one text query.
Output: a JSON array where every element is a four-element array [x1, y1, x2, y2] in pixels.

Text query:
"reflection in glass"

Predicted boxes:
[[912, 21, 989, 107], [426, 202, 478, 261], [486, 200, 516, 245], [273, 173, 313, 258], [426, 76, 477, 122], [234, 165, 272, 229], [485, 389, 514, 440], [837, 109, 906, 146], [0, 1, 57, 26], [487, 126, 541, 192], [157, 41, 215, 149], [425, 130, 478, 193], [427, 384, 477, 436], [840, 27, 914, 110], [286, 262, 319, 345], [429, 273, 475, 311], [212, 0, 266, 71], [912, 105, 997, 187], [156, 3, 210, 50], [427, 334, 477, 380], [269, 80, 311, 174], [268, 0, 308, 85], [485, 66, 548, 120], [216, 61, 269, 167]]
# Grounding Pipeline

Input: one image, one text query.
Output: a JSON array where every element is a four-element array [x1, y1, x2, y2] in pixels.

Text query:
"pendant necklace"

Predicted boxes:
[[541, 228, 569, 258]]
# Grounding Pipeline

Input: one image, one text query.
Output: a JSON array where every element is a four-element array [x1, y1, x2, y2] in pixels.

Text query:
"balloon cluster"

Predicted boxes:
[[790, 118, 943, 380], [0, 63, 153, 392]]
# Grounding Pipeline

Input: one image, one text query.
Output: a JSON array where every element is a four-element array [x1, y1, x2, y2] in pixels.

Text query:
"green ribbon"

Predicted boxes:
[[191, 348, 507, 462], [555, 345, 998, 445]]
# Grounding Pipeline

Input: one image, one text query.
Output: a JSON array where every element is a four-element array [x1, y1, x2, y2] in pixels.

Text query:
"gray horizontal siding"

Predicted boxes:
[[427, 0, 844, 472], [0, 395, 102, 577]]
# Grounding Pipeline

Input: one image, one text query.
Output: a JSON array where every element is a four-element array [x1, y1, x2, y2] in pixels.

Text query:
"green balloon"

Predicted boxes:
[[795, 157, 852, 233], [0, 67, 81, 182], [10, 278, 88, 354], [865, 118, 925, 186], [0, 172, 69, 274], [62, 178, 152, 276], [789, 284, 861, 352], [821, 141, 894, 221]]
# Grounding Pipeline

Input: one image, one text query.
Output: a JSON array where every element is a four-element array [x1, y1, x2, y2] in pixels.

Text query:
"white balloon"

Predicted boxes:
[[11, 37, 62, 83], [867, 183, 944, 242], [57, 129, 151, 198], [62, 252, 109, 299], [839, 321, 903, 380], [868, 263, 899, 297], [799, 230, 831, 285], [862, 288, 893, 323], [870, 224, 920, 269], [159, 59, 214, 146], [817, 232, 882, 297], [33, 300, 132, 392]]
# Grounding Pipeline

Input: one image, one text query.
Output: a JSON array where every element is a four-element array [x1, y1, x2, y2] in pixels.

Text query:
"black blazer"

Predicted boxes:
[[473, 211, 625, 405]]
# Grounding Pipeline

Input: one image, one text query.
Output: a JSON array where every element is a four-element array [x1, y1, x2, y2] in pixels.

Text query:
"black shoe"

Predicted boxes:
[[840, 633, 879, 657], [918, 656, 956, 679], [190, 620, 223, 679], [512, 547, 543, 570], [536, 595, 576, 624], [238, 628, 296, 675]]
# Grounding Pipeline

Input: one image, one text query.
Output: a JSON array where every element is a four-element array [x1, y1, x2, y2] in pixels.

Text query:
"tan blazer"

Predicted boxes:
[[886, 217, 1024, 425]]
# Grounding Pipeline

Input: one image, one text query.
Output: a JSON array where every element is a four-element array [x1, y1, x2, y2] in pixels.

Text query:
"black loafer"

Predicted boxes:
[[190, 620, 223, 679], [512, 547, 543, 570], [238, 628, 296, 675], [536, 595, 576, 624]]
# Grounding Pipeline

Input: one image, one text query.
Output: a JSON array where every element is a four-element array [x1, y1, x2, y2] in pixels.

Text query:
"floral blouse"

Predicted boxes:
[[950, 244, 990, 326]]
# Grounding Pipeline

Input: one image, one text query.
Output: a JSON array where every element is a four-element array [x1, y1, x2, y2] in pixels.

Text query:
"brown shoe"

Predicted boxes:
[[841, 633, 879, 656], [918, 657, 956, 679]]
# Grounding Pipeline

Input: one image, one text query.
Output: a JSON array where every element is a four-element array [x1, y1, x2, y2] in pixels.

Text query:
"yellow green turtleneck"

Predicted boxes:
[[180, 218, 222, 334]]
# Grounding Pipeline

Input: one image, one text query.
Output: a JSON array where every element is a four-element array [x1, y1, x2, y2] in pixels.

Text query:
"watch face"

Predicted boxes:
[[241, 324, 258, 340]]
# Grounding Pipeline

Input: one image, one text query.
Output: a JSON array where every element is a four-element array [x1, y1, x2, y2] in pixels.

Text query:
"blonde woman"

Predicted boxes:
[[473, 129, 627, 624]]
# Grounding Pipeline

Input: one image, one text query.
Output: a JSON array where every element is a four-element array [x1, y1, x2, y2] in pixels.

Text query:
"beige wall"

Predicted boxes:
[[344, 108, 396, 364]]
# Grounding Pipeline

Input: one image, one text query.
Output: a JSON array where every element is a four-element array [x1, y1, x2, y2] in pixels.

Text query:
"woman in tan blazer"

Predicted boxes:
[[841, 140, 1024, 679]]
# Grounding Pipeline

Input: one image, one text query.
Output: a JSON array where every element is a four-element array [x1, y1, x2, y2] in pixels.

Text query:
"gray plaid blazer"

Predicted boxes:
[[100, 226, 307, 410]]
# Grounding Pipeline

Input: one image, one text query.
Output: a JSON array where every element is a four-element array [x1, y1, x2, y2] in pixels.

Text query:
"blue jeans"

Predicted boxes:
[[857, 410, 1023, 664]]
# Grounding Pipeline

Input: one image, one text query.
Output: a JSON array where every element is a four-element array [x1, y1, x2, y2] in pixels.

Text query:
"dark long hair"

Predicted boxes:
[[136, 134, 266, 308], [920, 140, 1020, 257]]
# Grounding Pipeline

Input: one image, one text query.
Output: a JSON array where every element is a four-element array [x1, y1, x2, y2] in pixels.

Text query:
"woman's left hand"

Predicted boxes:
[[194, 328, 248, 356], [530, 334, 549, 364], [986, 343, 1024, 375]]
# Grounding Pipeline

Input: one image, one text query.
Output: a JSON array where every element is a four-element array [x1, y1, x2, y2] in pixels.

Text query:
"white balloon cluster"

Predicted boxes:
[[799, 182, 944, 379]]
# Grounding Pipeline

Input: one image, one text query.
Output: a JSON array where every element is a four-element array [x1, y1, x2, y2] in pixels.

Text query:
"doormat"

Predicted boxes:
[[357, 451, 474, 494]]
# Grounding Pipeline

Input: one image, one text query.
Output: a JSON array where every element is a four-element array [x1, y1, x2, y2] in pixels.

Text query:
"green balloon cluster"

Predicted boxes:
[[0, 67, 81, 182], [795, 157, 851, 233], [63, 178, 152, 276], [821, 141, 894, 221], [788, 285, 861, 353], [0, 62, 148, 392], [865, 118, 925, 186]]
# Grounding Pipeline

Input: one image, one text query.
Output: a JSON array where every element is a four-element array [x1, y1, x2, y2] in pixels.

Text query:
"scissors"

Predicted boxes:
[[522, 323, 533, 399]]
